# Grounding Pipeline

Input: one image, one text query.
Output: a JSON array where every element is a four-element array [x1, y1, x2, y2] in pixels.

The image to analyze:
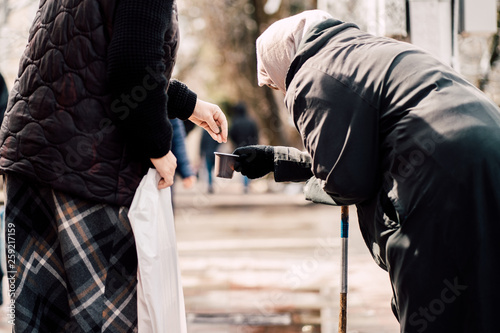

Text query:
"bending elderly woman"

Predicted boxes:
[[234, 10, 500, 333]]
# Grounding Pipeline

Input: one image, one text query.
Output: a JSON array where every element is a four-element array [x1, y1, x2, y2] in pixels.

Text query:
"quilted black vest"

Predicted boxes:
[[0, 0, 179, 206]]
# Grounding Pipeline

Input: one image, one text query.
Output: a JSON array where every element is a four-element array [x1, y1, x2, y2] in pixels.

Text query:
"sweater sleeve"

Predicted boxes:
[[107, 0, 175, 159], [167, 80, 197, 120]]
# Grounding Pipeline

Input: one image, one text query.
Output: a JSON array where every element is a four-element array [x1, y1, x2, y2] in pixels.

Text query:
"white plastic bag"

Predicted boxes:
[[128, 168, 187, 333]]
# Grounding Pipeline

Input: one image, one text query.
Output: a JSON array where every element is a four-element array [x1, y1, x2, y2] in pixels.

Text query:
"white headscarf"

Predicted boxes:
[[256, 10, 333, 93]]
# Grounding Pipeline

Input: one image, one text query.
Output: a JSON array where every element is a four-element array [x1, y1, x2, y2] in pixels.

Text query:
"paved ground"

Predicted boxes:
[[174, 176, 400, 333], [0, 273, 11, 332], [0, 176, 400, 332]]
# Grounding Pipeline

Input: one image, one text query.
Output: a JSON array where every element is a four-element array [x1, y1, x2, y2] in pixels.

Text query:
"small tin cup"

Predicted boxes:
[[214, 152, 238, 179]]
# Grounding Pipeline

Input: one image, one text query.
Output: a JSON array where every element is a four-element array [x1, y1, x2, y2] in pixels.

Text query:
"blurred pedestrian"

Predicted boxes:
[[229, 102, 259, 193], [0, 1, 227, 332], [234, 10, 500, 333], [0, 71, 8, 307], [170, 117, 197, 212], [171, 118, 197, 189], [200, 129, 220, 193], [0, 73, 7, 121]]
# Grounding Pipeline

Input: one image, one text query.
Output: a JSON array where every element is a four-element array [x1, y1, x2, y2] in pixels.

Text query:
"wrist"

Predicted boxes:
[[167, 80, 197, 120]]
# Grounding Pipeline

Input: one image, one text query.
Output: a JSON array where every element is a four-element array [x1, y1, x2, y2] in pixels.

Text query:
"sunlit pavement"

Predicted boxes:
[[0, 277, 12, 333], [174, 176, 399, 333]]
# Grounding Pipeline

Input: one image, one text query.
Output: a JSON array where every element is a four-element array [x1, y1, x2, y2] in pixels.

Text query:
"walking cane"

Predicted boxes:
[[338, 205, 349, 333], [302, 179, 349, 332]]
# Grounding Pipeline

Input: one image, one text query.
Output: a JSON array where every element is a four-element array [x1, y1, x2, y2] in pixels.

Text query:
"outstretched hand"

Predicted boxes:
[[189, 99, 228, 143], [233, 145, 275, 179]]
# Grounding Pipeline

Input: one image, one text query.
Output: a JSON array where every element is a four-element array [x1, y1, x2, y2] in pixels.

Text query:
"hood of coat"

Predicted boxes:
[[285, 19, 359, 90], [256, 10, 333, 93]]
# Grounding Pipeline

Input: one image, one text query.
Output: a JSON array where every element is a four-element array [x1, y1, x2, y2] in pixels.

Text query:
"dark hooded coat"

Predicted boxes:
[[284, 19, 500, 332]]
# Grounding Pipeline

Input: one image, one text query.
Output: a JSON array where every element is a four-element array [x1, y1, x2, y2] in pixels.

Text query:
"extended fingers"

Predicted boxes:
[[205, 106, 228, 143], [190, 100, 228, 144], [199, 122, 222, 143], [214, 109, 228, 143]]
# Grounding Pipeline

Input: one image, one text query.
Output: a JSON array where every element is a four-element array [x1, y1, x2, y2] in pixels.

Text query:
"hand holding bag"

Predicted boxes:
[[128, 169, 187, 333]]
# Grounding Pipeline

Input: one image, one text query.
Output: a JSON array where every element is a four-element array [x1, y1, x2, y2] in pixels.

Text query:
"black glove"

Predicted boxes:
[[233, 145, 275, 179]]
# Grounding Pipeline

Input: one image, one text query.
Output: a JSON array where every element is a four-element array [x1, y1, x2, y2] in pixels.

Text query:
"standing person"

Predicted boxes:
[[170, 117, 197, 212], [0, 73, 7, 121], [0, 1, 227, 332], [233, 10, 500, 333], [0, 72, 8, 307], [171, 118, 197, 190], [200, 130, 220, 193], [229, 102, 259, 193]]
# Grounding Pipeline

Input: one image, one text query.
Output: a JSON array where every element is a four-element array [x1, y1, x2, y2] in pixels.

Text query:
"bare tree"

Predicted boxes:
[[479, 7, 500, 91], [0, 0, 10, 24], [0, 0, 38, 85], [178, 0, 317, 146]]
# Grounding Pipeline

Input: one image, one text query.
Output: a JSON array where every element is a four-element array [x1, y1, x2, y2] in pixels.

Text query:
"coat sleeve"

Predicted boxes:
[[273, 146, 314, 182], [287, 71, 380, 205]]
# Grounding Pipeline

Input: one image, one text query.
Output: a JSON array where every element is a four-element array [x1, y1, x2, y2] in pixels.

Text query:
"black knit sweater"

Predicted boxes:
[[107, 0, 197, 159]]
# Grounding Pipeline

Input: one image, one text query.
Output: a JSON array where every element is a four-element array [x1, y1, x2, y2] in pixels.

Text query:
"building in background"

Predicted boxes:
[[317, 0, 407, 38], [408, 0, 496, 69], [318, 0, 500, 103], [1, 0, 500, 103]]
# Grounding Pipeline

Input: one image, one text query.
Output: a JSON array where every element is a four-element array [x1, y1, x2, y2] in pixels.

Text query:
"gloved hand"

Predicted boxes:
[[233, 145, 275, 179]]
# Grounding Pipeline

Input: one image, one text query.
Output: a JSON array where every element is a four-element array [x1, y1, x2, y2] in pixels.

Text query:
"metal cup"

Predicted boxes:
[[214, 152, 238, 179]]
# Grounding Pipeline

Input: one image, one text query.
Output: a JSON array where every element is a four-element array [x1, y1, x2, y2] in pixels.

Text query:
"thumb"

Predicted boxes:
[[233, 160, 242, 172], [205, 111, 221, 135]]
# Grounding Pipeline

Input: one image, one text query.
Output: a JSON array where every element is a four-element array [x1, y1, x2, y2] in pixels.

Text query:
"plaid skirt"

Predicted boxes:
[[4, 174, 138, 333]]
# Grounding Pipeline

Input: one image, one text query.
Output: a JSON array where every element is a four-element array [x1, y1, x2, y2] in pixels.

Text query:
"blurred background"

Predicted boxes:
[[2, 0, 500, 150], [0, 0, 499, 332]]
